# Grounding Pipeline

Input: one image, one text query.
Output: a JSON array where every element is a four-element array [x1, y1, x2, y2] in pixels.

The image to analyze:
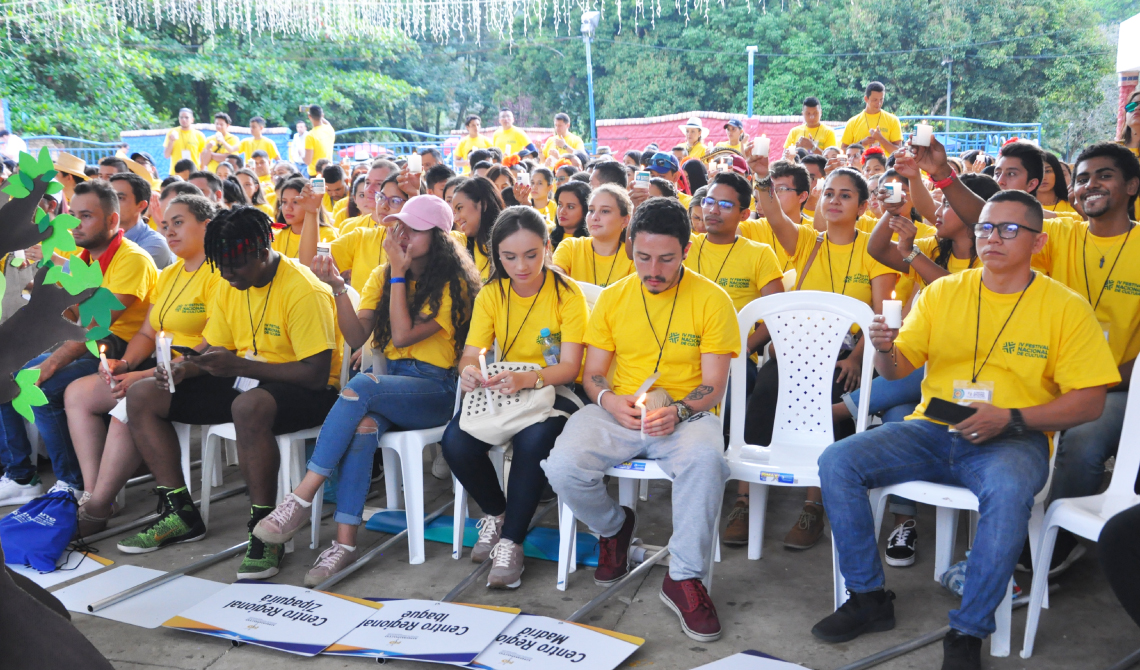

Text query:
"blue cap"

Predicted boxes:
[[724, 119, 744, 131], [540, 328, 551, 337], [646, 152, 679, 174]]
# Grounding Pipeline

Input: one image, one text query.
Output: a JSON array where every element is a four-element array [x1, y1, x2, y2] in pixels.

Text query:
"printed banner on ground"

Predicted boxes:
[[325, 599, 520, 665], [7, 550, 112, 589], [469, 613, 643, 670], [690, 650, 811, 669], [55, 565, 226, 629], [163, 582, 380, 656]]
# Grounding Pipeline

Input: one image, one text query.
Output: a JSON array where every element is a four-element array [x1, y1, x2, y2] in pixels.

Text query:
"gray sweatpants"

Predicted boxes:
[[542, 404, 730, 581]]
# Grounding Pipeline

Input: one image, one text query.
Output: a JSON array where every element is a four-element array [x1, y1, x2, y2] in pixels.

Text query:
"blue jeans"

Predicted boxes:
[[0, 353, 100, 487], [307, 358, 456, 525], [844, 367, 925, 516], [1049, 389, 1129, 503], [819, 419, 1049, 638]]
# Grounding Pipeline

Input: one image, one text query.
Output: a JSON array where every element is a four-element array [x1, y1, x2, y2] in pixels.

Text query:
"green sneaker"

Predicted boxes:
[[117, 486, 205, 554], [237, 509, 283, 580]]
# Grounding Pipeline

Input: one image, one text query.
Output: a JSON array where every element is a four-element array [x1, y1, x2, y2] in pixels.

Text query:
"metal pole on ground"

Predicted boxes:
[[88, 540, 249, 612], [1105, 647, 1140, 670], [566, 546, 669, 623]]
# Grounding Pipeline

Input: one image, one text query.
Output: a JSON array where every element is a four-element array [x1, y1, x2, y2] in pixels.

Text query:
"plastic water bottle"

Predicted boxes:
[[540, 328, 560, 366]]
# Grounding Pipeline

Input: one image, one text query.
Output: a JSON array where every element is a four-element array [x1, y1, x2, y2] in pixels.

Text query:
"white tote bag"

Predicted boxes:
[[459, 362, 583, 444]]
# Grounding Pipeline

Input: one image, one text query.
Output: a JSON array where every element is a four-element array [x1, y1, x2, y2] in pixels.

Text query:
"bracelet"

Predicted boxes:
[[754, 176, 773, 190], [902, 248, 921, 265], [596, 389, 611, 407], [389, 277, 406, 284], [332, 285, 349, 298], [930, 170, 957, 190], [875, 343, 895, 354]]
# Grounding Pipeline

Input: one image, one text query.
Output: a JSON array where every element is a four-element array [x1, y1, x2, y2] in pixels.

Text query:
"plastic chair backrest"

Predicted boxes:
[[729, 291, 876, 460], [575, 280, 603, 309], [1104, 382, 1140, 507]]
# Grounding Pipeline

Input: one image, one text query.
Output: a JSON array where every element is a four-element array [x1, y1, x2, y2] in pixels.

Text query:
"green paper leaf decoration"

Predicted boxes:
[[34, 148, 55, 177], [45, 181, 63, 196], [86, 340, 101, 357], [1, 180, 30, 199], [41, 213, 80, 259], [44, 255, 103, 295], [78, 287, 124, 329], [12, 369, 48, 423], [18, 151, 39, 176]]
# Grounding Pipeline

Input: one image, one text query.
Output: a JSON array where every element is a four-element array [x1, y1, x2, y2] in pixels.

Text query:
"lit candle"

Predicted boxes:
[[883, 291, 903, 329], [157, 331, 175, 394], [914, 123, 934, 147], [478, 348, 495, 412], [635, 393, 647, 441], [99, 344, 117, 390], [407, 152, 422, 174], [885, 182, 903, 203], [753, 135, 770, 158]]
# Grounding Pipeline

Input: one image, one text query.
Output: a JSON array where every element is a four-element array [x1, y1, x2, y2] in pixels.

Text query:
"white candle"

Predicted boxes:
[[478, 348, 496, 413], [408, 152, 422, 174], [99, 344, 117, 390], [753, 135, 770, 157], [885, 182, 903, 203], [914, 123, 934, 147], [883, 291, 903, 329], [636, 393, 647, 441], [157, 331, 175, 394]]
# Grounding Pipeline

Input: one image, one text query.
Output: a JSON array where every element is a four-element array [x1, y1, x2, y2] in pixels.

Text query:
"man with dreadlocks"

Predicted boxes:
[[119, 206, 342, 581]]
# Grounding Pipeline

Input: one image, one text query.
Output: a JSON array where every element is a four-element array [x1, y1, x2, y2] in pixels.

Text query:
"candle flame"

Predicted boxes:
[[99, 344, 106, 355], [635, 393, 647, 407], [891, 291, 896, 300], [479, 348, 487, 356]]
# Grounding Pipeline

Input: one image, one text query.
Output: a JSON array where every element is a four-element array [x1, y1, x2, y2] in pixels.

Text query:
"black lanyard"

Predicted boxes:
[[246, 279, 275, 357], [697, 236, 739, 284], [591, 240, 624, 287], [157, 261, 203, 331], [972, 272, 1035, 383], [501, 273, 546, 360], [640, 267, 683, 374], [1083, 223, 1134, 311], [825, 230, 858, 296]]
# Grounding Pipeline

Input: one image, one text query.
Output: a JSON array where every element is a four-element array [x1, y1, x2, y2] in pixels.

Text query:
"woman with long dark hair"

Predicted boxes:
[[441, 206, 587, 589], [1039, 152, 1078, 216], [273, 177, 337, 258], [551, 180, 590, 250], [235, 168, 273, 218], [451, 176, 504, 281], [552, 184, 634, 287], [254, 195, 480, 586]]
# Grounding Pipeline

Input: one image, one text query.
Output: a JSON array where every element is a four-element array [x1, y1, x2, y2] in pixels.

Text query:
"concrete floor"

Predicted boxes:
[[14, 446, 1140, 670]]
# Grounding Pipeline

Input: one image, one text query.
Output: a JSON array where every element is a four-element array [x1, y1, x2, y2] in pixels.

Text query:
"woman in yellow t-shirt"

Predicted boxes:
[[552, 184, 634, 288], [1039, 151, 1079, 216], [272, 177, 338, 259], [528, 167, 557, 227], [550, 180, 591, 251], [450, 176, 504, 281], [441, 206, 588, 588], [255, 195, 481, 584], [235, 168, 275, 218], [67, 194, 222, 535], [315, 176, 413, 291], [861, 147, 887, 179]]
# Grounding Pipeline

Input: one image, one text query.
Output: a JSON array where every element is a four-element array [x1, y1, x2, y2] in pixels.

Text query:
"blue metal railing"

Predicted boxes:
[[332, 127, 457, 168], [830, 115, 1042, 155], [23, 135, 122, 166]]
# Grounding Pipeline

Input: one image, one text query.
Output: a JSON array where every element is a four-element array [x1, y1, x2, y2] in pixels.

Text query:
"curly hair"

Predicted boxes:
[[370, 228, 481, 363], [205, 206, 274, 270]]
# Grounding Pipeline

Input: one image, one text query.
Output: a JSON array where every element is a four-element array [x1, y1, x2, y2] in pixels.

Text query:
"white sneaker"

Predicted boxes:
[[0, 474, 44, 507], [431, 450, 451, 480], [47, 480, 80, 502]]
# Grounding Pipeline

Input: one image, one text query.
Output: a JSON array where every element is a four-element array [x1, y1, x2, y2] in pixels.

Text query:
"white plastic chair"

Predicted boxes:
[[723, 291, 875, 607], [1021, 384, 1140, 658], [171, 422, 220, 496], [575, 280, 603, 308]]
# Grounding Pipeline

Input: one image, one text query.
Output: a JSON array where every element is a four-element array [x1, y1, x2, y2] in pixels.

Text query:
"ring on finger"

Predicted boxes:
[[970, 432, 979, 439]]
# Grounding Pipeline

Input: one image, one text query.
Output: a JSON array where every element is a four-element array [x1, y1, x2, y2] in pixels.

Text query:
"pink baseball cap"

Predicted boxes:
[[383, 194, 453, 233]]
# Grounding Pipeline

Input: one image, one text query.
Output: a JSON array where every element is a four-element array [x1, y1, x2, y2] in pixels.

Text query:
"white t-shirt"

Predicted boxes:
[[0, 132, 27, 161]]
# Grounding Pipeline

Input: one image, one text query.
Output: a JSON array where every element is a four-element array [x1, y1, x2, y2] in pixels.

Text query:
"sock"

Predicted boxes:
[[339, 543, 356, 552], [13, 474, 36, 486], [292, 492, 313, 508]]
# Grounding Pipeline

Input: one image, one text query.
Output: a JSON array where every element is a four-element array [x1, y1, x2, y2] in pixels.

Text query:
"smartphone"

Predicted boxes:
[[299, 104, 308, 113], [634, 171, 651, 189], [171, 345, 201, 357], [311, 177, 326, 195], [925, 398, 978, 425]]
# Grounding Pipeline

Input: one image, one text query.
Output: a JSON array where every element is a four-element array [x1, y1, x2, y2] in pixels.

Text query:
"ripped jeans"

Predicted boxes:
[[307, 358, 457, 525]]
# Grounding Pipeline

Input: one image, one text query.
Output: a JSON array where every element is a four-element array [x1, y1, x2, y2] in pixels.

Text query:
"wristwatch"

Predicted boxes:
[[672, 400, 694, 422], [1005, 408, 1027, 436], [903, 248, 921, 265], [533, 370, 545, 389]]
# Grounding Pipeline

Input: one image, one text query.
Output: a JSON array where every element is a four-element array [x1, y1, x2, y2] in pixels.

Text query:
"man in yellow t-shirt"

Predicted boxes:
[[814, 191, 1118, 659], [738, 160, 812, 269], [491, 109, 532, 159], [840, 82, 902, 155], [163, 108, 208, 175], [236, 116, 282, 164], [543, 197, 738, 643], [456, 115, 492, 174], [0, 179, 157, 498], [542, 112, 586, 159], [784, 97, 838, 154], [120, 207, 340, 576], [303, 105, 336, 177], [200, 112, 241, 174]]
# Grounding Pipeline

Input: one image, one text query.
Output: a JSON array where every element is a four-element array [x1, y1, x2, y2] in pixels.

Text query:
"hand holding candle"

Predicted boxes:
[[156, 331, 175, 394], [99, 344, 118, 390], [883, 291, 903, 329], [914, 122, 934, 147], [407, 152, 422, 174], [478, 348, 495, 412], [635, 393, 647, 441], [753, 135, 770, 158]]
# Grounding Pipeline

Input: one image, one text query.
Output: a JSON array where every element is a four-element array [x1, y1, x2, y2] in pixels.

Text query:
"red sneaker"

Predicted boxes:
[[660, 574, 722, 642], [593, 506, 636, 586]]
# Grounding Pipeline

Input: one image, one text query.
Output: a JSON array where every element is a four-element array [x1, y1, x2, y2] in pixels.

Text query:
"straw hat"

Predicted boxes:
[[53, 152, 87, 180], [678, 116, 710, 140], [124, 157, 154, 182]]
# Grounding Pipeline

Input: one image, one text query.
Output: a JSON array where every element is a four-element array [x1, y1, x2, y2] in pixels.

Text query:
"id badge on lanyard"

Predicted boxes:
[[233, 352, 266, 392], [950, 380, 993, 432], [1100, 320, 1112, 344]]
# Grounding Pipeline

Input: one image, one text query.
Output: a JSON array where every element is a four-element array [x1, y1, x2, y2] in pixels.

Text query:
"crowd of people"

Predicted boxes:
[[2, 84, 1140, 670]]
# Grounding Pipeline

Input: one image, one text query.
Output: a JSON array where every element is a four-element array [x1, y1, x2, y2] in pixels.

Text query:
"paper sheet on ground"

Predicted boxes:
[[6, 550, 112, 589], [164, 582, 380, 656], [54, 565, 226, 628], [469, 614, 643, 670], [325, 599, 520, 665], [689, 650, 811, 669]]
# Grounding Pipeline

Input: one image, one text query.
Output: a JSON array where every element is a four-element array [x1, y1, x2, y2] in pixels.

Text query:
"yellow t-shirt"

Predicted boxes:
[[271, 225, 339, 259], [254, 202, 276, 218], [1043, 200, 1079, 216], [304, 123, 336, 176], [332, 197, 350, 226], [784, 124, 839, 150], [491, 127, 532, 156], [542, 133, 586, 158], [148, 258, 226, 348], [456, 136, 492, 172], [1033, 219, 1140, 367], [909, 236, 978, 290], [359, 265, 464, 370], [331, 225, 388, 291], [790, 225, 897, 307], [167, 129, 208, 174], [840, 111, 903, 155], [102, 238, 159, 342], [204, 256, 343, 387], [585, 270, 739, 401], [236, 137, 281, 163], [677, 192, 692, 209], [552, 237, 635, 288], [738, 218, 804, 270], [686, 142, 707, 161], [467, 270, 588, 367], [683, 235, 784, 311], [203, 132, 240, 173], [895, 269, 1120, 423], [451, 231, 492, 282], [338, 214, 375, 236], [535, 199, 557, 228]]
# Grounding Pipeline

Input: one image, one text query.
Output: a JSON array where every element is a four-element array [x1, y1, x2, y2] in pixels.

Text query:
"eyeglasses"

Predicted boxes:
[[773, 186, 802, 195], [375, 194, 405, 208], [555, 175, 569, 184], [974, 222, 1040, 239], [1127, 101, 1139, 113], [701, 197, 737, 211]]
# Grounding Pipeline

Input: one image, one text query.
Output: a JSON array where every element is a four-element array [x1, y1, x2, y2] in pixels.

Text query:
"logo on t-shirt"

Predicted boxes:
[[175, 302, 206, 314], [667, 332, 702, 347], [718, 277, 751, 289], [1105, 279, 1140, 297], [848, 273, 871, 286], [1002, 341, 1049, 359], [263, 323, 282, 337]]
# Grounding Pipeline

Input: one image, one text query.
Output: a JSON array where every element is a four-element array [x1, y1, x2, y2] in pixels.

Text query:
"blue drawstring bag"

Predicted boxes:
[[0, 489, 78, 572]]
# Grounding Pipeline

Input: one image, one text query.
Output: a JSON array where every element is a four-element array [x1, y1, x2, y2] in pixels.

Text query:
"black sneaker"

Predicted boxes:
[[1015, 531, 1086, 577], [237, 507, 284, 580], [942, 629, 982, 670], [811, 589, 896, 642], [885, 520, 917, 567]]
